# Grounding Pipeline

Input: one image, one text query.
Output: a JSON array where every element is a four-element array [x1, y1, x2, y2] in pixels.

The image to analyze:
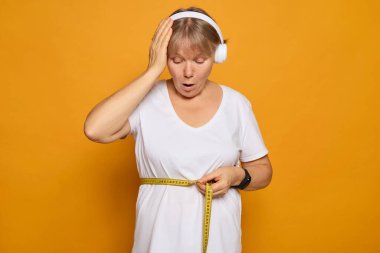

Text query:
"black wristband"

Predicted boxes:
[[232, 167, 251, 190]]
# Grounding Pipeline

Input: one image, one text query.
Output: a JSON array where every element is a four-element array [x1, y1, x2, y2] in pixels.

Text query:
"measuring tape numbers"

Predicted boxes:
[[140, 178, 213, 253]]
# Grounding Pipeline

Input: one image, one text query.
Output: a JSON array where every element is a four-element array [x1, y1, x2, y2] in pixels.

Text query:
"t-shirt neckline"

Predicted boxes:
[[164, 80, 226, 131]]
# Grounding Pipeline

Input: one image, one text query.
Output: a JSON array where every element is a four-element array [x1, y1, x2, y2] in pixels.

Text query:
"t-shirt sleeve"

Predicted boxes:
[[126, 81, 160, 137], [128, 103, 141, 137], [239, 97, 269, 162]]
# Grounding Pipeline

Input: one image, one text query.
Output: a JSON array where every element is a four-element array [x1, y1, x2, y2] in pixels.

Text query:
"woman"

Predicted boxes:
[[84, 6, 273, 253]]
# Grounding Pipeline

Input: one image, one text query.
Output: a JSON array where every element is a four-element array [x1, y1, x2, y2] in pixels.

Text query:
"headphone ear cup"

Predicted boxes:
[[214, 43, 227, 64]]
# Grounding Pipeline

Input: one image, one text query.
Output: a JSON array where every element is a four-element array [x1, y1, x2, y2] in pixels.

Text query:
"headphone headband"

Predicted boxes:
[[169, 11, 225, 45]]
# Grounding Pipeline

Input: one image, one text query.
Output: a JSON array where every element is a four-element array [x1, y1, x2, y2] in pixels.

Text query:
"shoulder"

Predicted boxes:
[[141, 79, 166, 101], [219, 83, 251, 107], [150, 79, 166, 94], [132, 79, 166, 114]]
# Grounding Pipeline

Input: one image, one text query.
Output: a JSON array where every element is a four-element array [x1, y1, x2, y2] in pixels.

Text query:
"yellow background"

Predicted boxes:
[[1, 1, 379, 252]]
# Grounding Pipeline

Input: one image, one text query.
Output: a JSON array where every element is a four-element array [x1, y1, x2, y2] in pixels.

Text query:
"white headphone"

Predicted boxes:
[[169, 11, 227, 64]]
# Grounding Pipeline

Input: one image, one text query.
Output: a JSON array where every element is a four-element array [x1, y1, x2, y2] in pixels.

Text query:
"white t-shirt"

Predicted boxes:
[[128, 79, 268, 253]]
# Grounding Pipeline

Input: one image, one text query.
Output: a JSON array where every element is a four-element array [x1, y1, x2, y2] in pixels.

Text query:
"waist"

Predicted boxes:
[[140, 177, 213, 253]]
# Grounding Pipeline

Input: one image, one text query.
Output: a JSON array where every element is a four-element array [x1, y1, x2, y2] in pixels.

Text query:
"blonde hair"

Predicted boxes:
[[168, 6, 228, 58]]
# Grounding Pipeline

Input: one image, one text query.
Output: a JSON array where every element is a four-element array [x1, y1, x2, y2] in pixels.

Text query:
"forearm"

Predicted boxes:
[[232, 164, 272, 191], [84, 67, 161, 140]]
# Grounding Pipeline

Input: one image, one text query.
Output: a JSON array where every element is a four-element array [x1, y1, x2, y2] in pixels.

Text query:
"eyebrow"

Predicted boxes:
[[171, 53, 206, 58]]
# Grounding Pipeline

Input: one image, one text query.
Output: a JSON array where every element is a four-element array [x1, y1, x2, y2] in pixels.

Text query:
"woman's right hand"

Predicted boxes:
[[147, 17, 173, 75]]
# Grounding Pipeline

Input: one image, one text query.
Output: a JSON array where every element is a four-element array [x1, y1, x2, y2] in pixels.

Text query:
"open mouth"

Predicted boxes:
[[183, 83, 194, 87]]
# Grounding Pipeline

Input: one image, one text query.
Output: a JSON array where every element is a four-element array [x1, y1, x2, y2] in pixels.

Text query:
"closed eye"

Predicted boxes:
[[171, 58, 206, 64], [195, 57, 206, 64], [172, 58, 182, 64]]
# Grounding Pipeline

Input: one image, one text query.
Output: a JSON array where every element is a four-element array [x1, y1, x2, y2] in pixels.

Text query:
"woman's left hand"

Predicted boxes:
[[196, 166, 241, 197]]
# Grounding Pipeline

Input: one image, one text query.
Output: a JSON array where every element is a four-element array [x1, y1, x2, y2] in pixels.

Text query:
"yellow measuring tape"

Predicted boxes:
[[140, 178, 213, 253]]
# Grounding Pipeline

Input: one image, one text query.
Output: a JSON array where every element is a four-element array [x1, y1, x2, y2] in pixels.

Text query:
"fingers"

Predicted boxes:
[[152, 17, 173, 47], [147, 17, 173, 72], [157, 17, 173, 48], [196, 180, 230, 197], [198, 173, 216, 185], [197, 185, 229, 197], [212, 190, 229, 198], [210, 180, 227, 193], [152, 18, 167, 42]]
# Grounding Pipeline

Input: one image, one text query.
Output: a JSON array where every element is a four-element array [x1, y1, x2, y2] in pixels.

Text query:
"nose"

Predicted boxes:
[[184, 62, 194, 78]]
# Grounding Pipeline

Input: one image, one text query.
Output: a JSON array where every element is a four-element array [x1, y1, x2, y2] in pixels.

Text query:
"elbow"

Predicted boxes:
[[253, 164, 272, 191], [83, 124, 121, 144], [84, 125, 100, 142], [83, 122, 105, 143], [262, 165, 273, 188], [83, 114, 115, 143]]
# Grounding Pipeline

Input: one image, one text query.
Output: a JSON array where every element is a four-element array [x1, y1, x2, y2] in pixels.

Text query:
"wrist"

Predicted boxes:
[[232, 167, 246, 187], [145, 65, 163, 79], [232, 167, 252, 190]]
